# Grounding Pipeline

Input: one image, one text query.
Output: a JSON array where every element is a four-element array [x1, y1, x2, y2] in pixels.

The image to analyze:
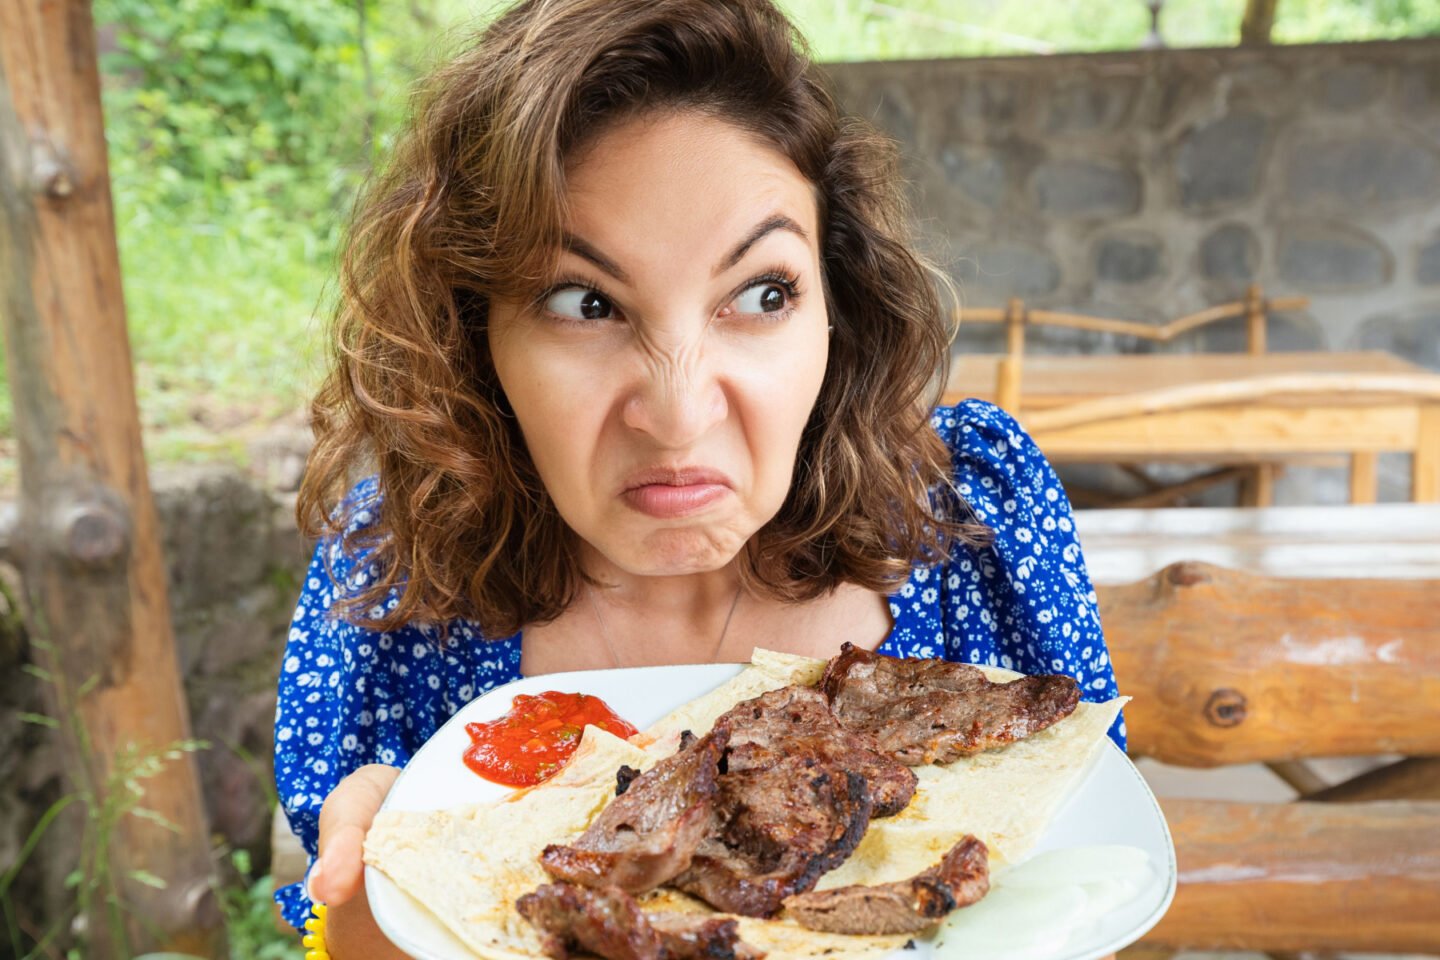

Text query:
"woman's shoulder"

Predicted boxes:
[[300, 474, 514, 650], [928, 398, 1035, 467], [927, 397, 1078, 533]]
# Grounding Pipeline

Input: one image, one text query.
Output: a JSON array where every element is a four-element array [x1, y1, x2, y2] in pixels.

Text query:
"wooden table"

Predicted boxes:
[[1076, 502, 1440, 584], [945, 350, 1426, 408], [941, 351, 1440, 503]]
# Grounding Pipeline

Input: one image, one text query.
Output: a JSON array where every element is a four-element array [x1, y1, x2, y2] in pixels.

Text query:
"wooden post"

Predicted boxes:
[[1243, 283, 1267, 355], [1415, 404, 1440, 502], [0, 3, 226, 956], [994, 297, 1025, 413], [1350, 451, 1378, 504]]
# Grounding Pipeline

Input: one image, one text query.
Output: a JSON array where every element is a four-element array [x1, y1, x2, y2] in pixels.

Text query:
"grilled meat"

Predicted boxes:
[[541, 729, 729, 893], [517, 882, 764, 960], [820, 642, 1080, 764], [782, 834, 990, 935]]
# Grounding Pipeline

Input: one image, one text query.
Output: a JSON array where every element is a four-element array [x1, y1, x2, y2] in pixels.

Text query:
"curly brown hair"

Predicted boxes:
[[298, 0, 990, 637]]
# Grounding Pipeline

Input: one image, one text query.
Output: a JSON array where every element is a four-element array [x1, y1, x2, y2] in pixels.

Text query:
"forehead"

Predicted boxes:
[[560, 111, 820, 267]]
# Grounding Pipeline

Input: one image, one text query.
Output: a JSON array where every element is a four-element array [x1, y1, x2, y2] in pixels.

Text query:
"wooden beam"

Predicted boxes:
[[1098, 562, 1440, 766], [1141, 798, 1440, 952], [1309, 757, 1440, 804], [0, 2, 225, 956]]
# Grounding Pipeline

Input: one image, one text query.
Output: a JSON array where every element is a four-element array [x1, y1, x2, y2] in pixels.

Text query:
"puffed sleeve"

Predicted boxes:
[[933, 400, 1126, 750], [270, 478, 398, 931], [271, 477, 526, 932]]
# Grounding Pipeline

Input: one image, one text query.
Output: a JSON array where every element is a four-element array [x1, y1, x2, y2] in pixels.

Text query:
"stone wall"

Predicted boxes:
[[825, 40, 1440, 501], [826, 39, 1440, 355]]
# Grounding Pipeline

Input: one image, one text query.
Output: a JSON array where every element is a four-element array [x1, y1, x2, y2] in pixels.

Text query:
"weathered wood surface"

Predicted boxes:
[[945, 350, 1426, 409], [1075, 502, 1440, 584], [0, 2, 223, 956], [1097, 562, 1440, 767], [1140, 798, 1440, 952], [1308, 756, 1440, 803]]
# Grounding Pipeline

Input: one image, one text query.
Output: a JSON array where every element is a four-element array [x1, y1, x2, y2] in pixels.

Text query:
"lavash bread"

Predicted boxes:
[[364, 649, 1126, 959]]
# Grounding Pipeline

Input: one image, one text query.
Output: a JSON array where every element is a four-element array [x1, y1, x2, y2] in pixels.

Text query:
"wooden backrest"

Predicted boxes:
[[1023, 373, 1440, 503], [1096, 561, 1440, 952], [959, 284, 1310, 412]]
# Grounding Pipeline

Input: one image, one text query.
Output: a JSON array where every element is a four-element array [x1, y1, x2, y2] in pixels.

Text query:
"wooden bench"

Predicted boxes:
[[1099, 561, 1440, 953]]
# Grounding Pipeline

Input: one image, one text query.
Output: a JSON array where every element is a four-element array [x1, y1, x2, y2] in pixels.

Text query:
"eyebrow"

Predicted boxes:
[[560, 213, 809, 286]]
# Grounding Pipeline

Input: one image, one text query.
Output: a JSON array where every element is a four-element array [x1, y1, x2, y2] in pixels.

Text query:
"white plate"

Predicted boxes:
[[367, 663, 1176, 960]]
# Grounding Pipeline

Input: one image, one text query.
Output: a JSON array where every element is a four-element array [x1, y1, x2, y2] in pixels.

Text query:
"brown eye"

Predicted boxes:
[[546, 288, 614, 321], [733, 281, 791, 316]]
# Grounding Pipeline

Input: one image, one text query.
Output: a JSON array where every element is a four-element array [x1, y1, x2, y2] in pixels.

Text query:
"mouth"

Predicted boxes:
[[621, 466, 733, 519]]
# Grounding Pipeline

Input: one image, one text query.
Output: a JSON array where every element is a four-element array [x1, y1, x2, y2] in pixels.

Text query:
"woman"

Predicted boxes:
[[273, 0, 1124, 954]]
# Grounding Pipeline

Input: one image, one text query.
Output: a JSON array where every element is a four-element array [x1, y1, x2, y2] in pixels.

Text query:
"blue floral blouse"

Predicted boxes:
[[271, 398, 1125, 932]]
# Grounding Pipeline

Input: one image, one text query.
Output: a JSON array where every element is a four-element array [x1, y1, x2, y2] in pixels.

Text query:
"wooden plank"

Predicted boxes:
[[1141, 798, 1440, 952], [1349, 451, 1378, 504], [1075, 503, 1440, 583], [0, 3, 224, 956], [1099, 562, 1440, 766], [1032, 404, 1421, 458], [1416, 404, 1440, 502], [1236, 464, 1275, 507], [945, 351, 1432, 407], [1308, 757, 1440, 803]]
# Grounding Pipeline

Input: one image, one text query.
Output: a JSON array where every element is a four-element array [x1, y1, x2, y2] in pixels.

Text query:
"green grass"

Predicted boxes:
[[114, 186, 334, 418]]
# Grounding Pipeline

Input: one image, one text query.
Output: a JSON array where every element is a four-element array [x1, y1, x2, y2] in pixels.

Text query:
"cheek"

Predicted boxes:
[[490, 338, 603, 500], [739, 329, 830, 498]]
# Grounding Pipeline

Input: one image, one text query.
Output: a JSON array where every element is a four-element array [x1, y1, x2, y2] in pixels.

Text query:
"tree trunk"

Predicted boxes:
[[1240, 0, 1279, 45], [0, 2, 226, 956]]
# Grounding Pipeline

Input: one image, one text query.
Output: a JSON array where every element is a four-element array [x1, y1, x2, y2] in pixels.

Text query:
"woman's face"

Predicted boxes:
[[488, 110, 830, 579]]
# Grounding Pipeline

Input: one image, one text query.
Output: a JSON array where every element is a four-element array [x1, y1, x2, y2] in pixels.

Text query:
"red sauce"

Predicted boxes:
[[463, 691, 639, 787]]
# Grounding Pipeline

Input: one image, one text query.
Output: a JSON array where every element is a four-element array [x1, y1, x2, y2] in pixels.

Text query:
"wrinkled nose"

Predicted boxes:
[[621, 356, 728, 449]]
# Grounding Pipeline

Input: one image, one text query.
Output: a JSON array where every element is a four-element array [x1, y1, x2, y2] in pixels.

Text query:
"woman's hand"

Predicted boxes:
[[311, 764, 408, 959]]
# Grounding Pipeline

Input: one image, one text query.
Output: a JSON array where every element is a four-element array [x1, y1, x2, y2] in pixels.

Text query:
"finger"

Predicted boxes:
[[315, 764, 401, 905]]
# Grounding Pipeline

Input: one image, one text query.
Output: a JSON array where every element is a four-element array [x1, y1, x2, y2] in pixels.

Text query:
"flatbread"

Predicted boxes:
[[364, 649, 1126, 959]]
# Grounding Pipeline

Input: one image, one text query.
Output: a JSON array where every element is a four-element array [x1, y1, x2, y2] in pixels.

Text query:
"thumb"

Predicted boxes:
[[313, 763, 401, 906]]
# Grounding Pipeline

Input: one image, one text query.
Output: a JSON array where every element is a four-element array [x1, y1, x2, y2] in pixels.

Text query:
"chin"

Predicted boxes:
[[619, 525, 752, 576]]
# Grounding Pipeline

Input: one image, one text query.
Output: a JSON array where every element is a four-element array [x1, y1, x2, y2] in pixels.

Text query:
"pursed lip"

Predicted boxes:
[[620, 465, 734, 492], [619, 465, 734, 519]]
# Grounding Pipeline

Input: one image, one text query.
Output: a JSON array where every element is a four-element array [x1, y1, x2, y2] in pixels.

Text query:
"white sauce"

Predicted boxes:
[[931, 845, 1154, 960]]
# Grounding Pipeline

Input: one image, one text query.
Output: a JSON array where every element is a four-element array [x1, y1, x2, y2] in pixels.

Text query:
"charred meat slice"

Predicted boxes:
[[649, 914, 766, 960], [676, 765, 872, 918], [541, 729, 729, 893], [782, 834, 990, 935], [517, 882, 765, 960], [716, 685, 916, 818], [672, 687, 887, 917], [518, 882, 661, 960], [820, 643, 1080, 764]]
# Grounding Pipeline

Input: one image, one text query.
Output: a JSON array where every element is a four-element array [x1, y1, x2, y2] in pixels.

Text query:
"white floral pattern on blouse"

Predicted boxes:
[[271, 399, 1124, 931]]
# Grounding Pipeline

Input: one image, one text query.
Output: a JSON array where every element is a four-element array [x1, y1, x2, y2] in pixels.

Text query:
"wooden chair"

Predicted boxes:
[[954, 287, 1440, 505], [1024, 373, 1440, 504], [961, 285, 1307, 415], [960, 286, 1314, 507], [1097, 561, 1440, 954]]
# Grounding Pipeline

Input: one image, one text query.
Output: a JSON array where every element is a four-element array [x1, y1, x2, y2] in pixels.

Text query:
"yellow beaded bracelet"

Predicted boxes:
[[303, 902, 329, 960]]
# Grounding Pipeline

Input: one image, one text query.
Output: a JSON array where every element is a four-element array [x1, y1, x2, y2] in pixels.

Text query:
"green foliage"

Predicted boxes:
[[217, 851, 296, 960], [96, 0, 367, 208], [1, 638, 212, 958]]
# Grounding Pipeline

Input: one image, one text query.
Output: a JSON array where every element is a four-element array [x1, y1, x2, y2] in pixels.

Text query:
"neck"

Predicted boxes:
[[578, 543, 744, 619]]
